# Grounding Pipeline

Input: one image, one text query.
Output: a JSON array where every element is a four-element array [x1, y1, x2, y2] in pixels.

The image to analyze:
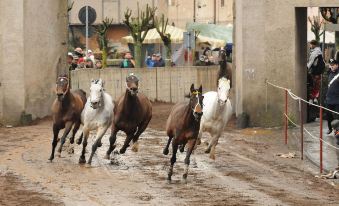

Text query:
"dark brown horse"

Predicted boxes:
[[104, 74, 152, 158], [163, 84, 204, 182], [49, 74, 86, 161], [217, 48, 232, 87]]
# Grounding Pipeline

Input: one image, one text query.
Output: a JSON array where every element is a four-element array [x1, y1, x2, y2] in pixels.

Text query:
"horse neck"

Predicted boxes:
[[61, 90, 72, 109], [183, 102, 200, 129], [122, 90, 139, 115]]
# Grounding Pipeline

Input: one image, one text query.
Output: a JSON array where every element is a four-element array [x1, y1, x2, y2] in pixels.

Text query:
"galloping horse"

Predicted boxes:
[[49, 74, 86, 161], [163, 84, 204, 182], [78, 79, 114, 164], [197, 77, 232, 160], [216, 48, 232, 87], [105, 73, 152, 158]]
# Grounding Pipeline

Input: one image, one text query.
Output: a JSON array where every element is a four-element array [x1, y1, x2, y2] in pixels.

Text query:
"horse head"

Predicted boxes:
[[126, 73, 139, 96], [55, 75, 70, 101], [188, 84, 204, 121], [217, 77, 230, 106], [90, 79, 104, 109]]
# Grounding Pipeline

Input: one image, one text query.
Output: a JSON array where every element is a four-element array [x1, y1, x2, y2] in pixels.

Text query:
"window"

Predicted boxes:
[[221, 0, 224, 7]]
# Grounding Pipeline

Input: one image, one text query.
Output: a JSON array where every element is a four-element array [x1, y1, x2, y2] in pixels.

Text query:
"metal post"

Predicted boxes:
[[213, 0, 216, 24], [193, 0, 196, 22], [300, 101, 304, 160], [320, 107, 323, 173], [285, 90, 288, 145], [85, 5, 88, 55]]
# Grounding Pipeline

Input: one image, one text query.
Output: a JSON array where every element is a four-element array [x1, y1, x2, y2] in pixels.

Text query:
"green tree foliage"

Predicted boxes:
[[308, 16, 324, 43], [95, 17, 113, 68]]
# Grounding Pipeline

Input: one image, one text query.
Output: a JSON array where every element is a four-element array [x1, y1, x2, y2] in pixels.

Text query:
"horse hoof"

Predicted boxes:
[[104, 154, 110, 160], [205, 148, 211, 154], [97, 142, 102, 147], [163, 148, 169, 155], [79, 157, 86, 164], [56, 152, 61, 158], [76, 138, 82, 145], [48, 157, 54, 162], [179, 145, 185, 153], [131, 143, 139, 152], [182, 175, 188, 184], [119, 148, 126, 154], [209, 154, 216, 160]]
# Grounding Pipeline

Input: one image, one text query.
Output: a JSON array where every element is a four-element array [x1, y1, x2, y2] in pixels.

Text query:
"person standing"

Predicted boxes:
[[307, 40, 325, 103], [120, 51, 135, 68], [326, 59, 339, 134]]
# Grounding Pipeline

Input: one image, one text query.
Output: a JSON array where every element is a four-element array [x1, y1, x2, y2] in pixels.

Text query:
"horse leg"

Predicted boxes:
[[163, 135, 173, 155], [131, 118, 151, 152], [179, 141, 187, 153], [70, 121, 81, 144], [119, 133, 134, 154], [209, 133, 221, 160], [79, 128, 90, 164], [183, 139, 197, 182], [57, 121, 74, 157], [105, 127, 118, 159], [88, 127, 109, 164], [49, 124, 60, 161], [168, 142, 178, 182], [76, 132, 83, 145]]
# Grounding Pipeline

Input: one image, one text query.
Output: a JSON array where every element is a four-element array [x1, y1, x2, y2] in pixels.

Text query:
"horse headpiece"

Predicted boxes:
[[126, 73, 139, 96]]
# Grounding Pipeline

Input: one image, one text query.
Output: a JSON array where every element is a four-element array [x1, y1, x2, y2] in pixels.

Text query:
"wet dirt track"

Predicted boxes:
[[0, 102, 339, 206]]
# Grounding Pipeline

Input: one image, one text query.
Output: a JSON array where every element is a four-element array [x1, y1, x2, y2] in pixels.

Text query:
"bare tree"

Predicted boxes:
[[308, 16, 324, 43], [95, 17, 113, 68], [155, 14, 171, 65], [124, 3, 157, 68]]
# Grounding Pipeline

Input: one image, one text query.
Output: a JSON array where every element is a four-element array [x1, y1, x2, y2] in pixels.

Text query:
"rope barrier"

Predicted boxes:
[[266, 80, 339, 116], [284, 113, 339, 150]]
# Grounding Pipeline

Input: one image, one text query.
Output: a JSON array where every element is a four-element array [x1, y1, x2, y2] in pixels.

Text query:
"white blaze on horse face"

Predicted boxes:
[[217, 77, 230, 105], [90, 83, 103, 108], [194, 94, 202, 114]]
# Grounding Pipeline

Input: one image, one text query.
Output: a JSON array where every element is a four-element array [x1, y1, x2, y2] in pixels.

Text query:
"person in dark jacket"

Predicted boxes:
[[326, 59, 339, 134], [120, 51, 135, 68], [154, 53, 165, 67]]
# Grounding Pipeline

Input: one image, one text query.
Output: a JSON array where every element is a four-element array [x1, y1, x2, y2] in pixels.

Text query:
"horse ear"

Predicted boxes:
[[101, 80, 105, 87], [190, 84, 194, 93], [91, 79, 95, 84], [199, 85, 202, 93]]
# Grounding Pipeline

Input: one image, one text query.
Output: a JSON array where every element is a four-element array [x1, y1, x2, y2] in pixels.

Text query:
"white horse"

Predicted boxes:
[[197, 77, 232, 160], [78, 79, 114, 164]]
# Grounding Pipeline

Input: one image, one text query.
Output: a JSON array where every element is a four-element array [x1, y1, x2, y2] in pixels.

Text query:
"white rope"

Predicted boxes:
[[266, 80, 339, 116], [284, 113, 339, 150]]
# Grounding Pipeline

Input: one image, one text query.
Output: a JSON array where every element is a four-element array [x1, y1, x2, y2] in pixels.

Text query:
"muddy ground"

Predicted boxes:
[[0, 102, 338, 206]]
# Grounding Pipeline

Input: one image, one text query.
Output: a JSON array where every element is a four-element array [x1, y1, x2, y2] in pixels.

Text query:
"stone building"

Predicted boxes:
[[234, 0, 339, 126], [0, 0, 68, 125]]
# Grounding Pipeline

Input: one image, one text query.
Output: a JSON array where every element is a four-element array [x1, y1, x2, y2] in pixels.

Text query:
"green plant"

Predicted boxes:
[[308, 16, 324, 43], [95, 17, 113, 68], [123, 3, 156, 68]]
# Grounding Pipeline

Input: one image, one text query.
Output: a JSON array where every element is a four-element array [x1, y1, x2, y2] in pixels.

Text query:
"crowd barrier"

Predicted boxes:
[[266, 80, 339, 173]]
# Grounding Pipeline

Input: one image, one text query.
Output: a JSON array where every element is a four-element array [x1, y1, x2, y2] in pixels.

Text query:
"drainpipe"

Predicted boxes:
[[214, 0, 216, 24], [193, 0, 196, 22]]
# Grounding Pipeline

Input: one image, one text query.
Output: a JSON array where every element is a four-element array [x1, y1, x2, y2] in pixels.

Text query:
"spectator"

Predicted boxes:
[[154, 53, 165, 67], [146, 54, 157, 68], [87, 49, 96, 64], [95, 60, 103, 69], [74, 47, 84, 65], [325, 59, 339, 135], [120, 51, 135, 68], [85, 58, 94, 68]]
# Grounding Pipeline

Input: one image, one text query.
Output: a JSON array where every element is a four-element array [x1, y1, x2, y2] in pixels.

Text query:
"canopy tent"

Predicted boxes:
[[186, 22, 233, 44], [121, 25, 225, 48]]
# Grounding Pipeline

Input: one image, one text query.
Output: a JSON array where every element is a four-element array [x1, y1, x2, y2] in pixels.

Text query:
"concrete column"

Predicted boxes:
[[0, 0, 25, 125]]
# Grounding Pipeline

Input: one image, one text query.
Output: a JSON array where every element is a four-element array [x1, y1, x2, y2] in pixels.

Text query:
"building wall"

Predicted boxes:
[[0, 0, 67, 125], [235, 0, 339, 127]]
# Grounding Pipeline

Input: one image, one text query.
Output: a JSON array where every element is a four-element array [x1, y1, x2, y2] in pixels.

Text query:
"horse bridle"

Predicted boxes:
[[191, 91, 203, 120], [56, 76, 69, 96]]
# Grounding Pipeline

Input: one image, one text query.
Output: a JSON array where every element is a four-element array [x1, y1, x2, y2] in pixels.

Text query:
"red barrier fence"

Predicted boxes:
[[266, 80, 339, 173]]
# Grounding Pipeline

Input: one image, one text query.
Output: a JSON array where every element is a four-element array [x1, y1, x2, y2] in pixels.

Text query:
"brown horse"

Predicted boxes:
[[49, 74, 86, 161], [163, 84, 204, 182], [104, 74, 152, 158], [217, 48, 232, 87]]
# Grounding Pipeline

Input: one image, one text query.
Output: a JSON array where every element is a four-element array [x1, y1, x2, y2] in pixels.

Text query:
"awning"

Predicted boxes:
[[186, 22, 233, 44], [121, 25, 226, 48]]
